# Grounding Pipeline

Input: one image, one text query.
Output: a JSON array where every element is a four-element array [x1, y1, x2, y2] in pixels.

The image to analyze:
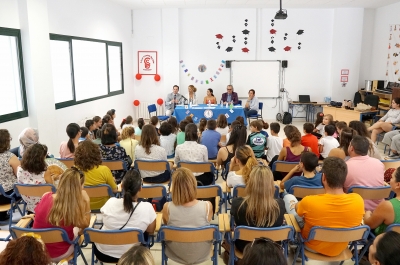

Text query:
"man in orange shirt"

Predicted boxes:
[[294, 157, 364, 256], [301, 122, 319, 157]]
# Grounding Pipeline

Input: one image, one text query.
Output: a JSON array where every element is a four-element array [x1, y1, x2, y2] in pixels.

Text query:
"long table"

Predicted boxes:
[[288, 102, 330, 123], [174, 104, 248, 125], [323, 106, 379, 124]]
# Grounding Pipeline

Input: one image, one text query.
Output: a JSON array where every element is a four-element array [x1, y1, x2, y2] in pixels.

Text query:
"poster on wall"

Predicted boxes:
[[138, 51, 157, 75], [387, 25, 400, 82]]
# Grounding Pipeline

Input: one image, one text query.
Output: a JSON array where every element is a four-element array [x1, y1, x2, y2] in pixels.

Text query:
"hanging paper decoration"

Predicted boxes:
[[133, 100, 140, 106], [180, 60, 225, 84], [284, 46, 292, 52], [297, 30, 305, 35], [157, 98, 163, 105], [215, 34, 223, 39]]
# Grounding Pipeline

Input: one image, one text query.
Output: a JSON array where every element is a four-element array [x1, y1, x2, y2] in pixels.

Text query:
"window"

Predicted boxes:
[[50, 34, 124, 109], [0, 27, 28, 123]]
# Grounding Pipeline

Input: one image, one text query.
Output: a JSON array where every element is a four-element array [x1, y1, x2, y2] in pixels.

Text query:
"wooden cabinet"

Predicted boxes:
[[393, 87, 400, 100]]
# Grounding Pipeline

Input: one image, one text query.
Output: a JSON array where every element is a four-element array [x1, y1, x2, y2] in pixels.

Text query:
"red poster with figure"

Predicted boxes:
[[138, 51, 157, 75]]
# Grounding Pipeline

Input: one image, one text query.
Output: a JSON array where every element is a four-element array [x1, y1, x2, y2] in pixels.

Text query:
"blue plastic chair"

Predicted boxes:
[[13, 183, 56, 215], [148, 103, 168, 123], [158, 226, 221, 265], [177, 161, 218, 183], [0, 184, 22, 234], [386, 223, 400, 233], [83, 228, 147, 265], [247, 102, 264, 124], [293, 225, 370, 265], [228, 225, 295, 265], [10, 226, 88, 265]]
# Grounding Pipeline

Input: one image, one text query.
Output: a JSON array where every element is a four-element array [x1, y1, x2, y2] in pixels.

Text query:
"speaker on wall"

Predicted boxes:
[[282, 60, 288, 68], [226, 61, 231, 68]]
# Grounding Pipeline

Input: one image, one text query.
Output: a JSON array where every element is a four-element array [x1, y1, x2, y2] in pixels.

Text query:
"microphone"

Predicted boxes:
[[180, 95, 188, 105]]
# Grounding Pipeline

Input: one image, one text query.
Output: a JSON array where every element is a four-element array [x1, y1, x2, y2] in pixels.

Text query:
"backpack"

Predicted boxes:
[[353, 91, 362, 107], [282, 112, 292, 124]]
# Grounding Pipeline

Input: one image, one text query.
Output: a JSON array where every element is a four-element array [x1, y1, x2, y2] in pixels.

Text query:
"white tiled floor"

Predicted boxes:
[[4, 119, 382, 264]]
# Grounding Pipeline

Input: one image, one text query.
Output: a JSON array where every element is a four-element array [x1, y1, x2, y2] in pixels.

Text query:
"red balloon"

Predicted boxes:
[[135, 73, 142, 80], [154, 74, 161, 81], [157, 98, 163, 105], [133, 100, 140, 106]]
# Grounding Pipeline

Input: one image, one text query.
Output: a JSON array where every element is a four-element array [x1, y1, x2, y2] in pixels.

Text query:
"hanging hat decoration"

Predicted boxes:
[[133, 100, 140, 106]]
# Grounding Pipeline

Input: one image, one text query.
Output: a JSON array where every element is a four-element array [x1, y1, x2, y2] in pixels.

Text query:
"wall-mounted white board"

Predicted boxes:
[[230, 61, 281, 98]]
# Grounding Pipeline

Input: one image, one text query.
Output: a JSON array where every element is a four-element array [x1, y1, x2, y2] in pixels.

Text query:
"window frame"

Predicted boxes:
[[0, 27, 28, 123], [50, 34, 124, 109]]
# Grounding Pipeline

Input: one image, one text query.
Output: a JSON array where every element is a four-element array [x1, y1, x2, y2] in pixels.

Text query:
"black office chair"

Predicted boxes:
[[364, 94, 379, 109]]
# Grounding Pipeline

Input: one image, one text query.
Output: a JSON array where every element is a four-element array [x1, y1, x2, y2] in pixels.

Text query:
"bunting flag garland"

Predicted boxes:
[[180, 60, 226, 84]]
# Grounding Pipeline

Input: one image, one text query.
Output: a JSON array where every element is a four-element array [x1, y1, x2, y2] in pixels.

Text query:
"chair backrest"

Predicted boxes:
[[57, 158, 74, 168], [134, 159, 170, 172], [83, 184, 115, 198], [259, 102, 263, 111], [232, 184, 279, 199], [232, 185, 246, 198], [347, 185, 392, 200], [381, 159, 400, 170], [158, 226, 220, 243], [134, 135, 141, 142], [196, 185, 223, 199], [137, 185, 167, 199], [272, 161, 298, 173], [83, 228, 145, 245], [289, 185, 325, 198], [386, 224, 400, 233], [307, 225, 370, 242], [102, 160, 126, 171], [233, 225, 294, 242], [238, 100, 242, 106], [14, 184, 56, 197], [10, 226, 73, 244], [178, 161, 215, 173], [364, 95, 379, 108], [147, 104, 157, 114]]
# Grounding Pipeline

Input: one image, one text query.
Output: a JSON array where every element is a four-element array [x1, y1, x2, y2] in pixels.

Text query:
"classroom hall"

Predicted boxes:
[[1, 0, 400, 264]]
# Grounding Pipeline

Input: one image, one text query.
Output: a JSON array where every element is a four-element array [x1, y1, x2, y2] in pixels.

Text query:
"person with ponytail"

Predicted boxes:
[[107, 109, 116, 125], [120, 115, 134, 130], [203, 88, 217, 104], [135, 118, 145, 136], [226, 145, 258, 188], [277, 125, 311, 162], [94, 170, 156, 263], [59, 123, 81, 159], [33, 167, 91, 262]]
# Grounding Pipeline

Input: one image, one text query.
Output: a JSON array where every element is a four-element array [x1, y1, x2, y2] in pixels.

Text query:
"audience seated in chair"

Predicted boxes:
[[134, 125, 169, 184], [382, 129, 400, 159], [9, 127, 40, 158], [344, 135, 385, 211], [368, 231, 400, 265], [318, 124, 339, 160], [59, 123, 81, 159], [0, 234, 52, 265], [176, 120, 189, 145], [364, 167, 400, 235], [17, 143, 59, 213], [119, 127, 139, 163], [159, 122, 177, 158], [240, 237, 287, 265], [74, 140, 117, 210], [93, 170, 156, 263], [246, 120, 267, 159], [33, 167, 91, 262], [100, 124, 131, 184], [280, 152, 322, 192], [0, 129, 20, 221], [117, 245, 155, 265], [348, 120, 382, 160], [226, 145, 258, 188], [368, 98, 400, 143], [328, 127, 356, 161], [283, 157, 364, 257], [200, 119, 221, 160], [161, 168, 213, 264], [301, 123, 319, 158], [175, 123, 213, 186], [230, 165, 285, 252], [216, 114, 229, 146], [266, 122, 283, 162]]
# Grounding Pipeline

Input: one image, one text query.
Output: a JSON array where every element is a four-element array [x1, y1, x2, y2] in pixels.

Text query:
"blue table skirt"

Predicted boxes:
[[174, 104, 248, 125]]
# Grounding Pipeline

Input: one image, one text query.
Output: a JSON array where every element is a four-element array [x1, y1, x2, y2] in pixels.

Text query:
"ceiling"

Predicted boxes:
[[109, 0, 400, 9]]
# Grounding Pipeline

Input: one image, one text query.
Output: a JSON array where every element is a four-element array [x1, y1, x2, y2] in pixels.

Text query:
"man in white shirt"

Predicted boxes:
[[244, 89, 259, 117], [319, 124, 339, 159]]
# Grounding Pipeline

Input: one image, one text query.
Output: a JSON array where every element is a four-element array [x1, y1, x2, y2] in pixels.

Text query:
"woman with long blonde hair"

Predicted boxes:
[[231, 165, 285, 252], [161, 168, 213, 264], [226, 145, 258, 188], [33, 167, 91, 262]]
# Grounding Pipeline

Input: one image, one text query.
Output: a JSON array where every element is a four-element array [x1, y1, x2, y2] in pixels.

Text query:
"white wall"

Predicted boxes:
[[369, 1, 400, 81]]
